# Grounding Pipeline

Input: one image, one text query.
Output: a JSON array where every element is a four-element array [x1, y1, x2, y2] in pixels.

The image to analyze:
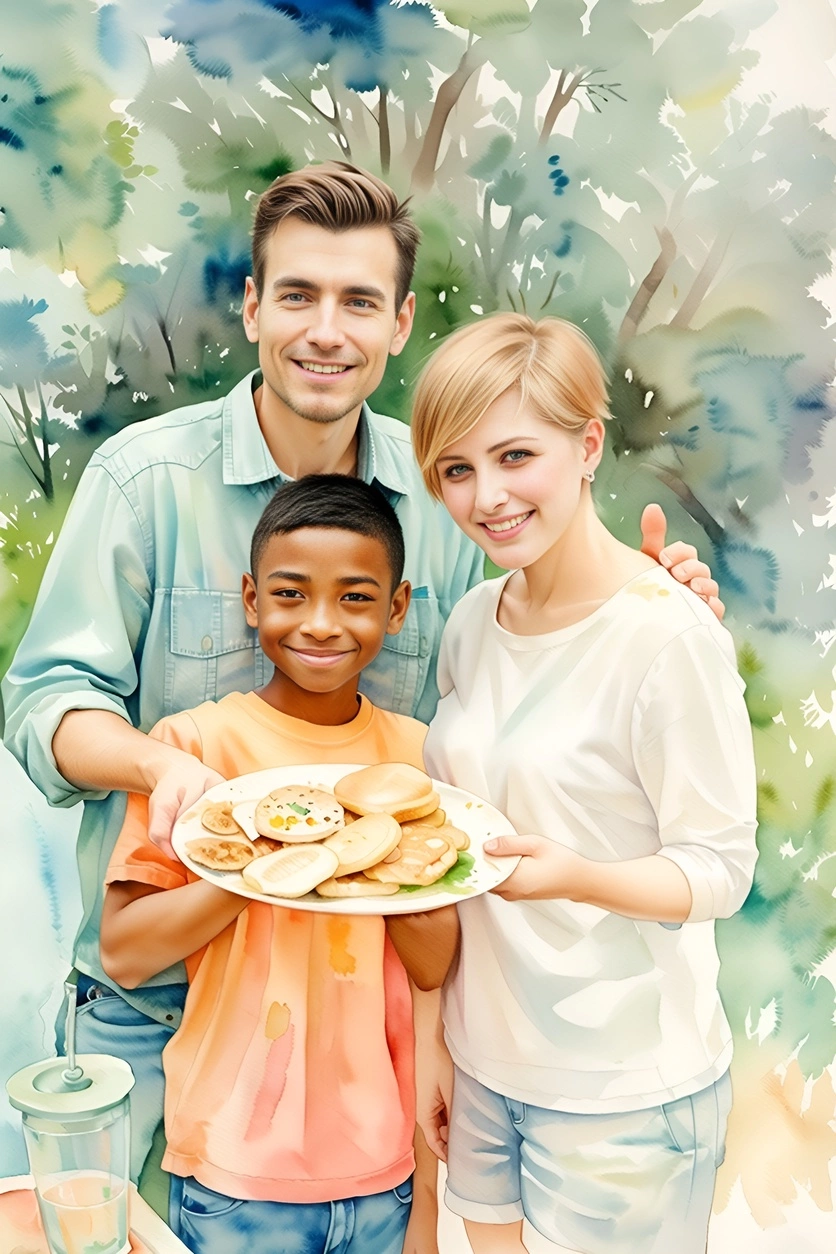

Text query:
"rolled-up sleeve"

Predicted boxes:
[[105, 711, 202, 892], [631, 624, 758, 922], [2, 461, 151, 807]]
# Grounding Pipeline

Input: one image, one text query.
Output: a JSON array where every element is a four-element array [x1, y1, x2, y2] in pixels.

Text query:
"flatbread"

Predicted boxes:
[[323, 812, 402, 876], [364, 825, 458, 887], [315, 873, 400, 898], [241, 843, 339, 897], [201, 802, 245, 838], [402, 818, 469, 851], [186, 836, 255, 871]]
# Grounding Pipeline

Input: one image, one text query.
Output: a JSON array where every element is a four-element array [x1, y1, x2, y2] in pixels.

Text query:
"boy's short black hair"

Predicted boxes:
[[250, 474, 406, 591]]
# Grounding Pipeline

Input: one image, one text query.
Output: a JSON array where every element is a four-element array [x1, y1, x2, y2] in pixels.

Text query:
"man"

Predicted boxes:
[[3, 162, 718, 1208]]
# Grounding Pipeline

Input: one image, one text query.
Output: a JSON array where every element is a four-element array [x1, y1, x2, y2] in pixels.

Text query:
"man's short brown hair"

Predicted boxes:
[[251, 161, 421, 310]]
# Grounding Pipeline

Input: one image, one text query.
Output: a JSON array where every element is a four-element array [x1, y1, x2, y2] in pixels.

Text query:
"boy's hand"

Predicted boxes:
[[415, 1036, 454, 1162], [485, 834, 584, 902], [640, 503, 724, 620], [148, 758, 226, 859]]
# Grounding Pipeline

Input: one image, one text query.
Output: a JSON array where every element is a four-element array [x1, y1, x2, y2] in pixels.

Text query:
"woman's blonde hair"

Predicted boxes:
[[411, 313, 610, 499]]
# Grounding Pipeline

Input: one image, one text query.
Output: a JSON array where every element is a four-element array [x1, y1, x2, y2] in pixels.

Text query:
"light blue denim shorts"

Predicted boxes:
[[445, 1064, 732, 1254]]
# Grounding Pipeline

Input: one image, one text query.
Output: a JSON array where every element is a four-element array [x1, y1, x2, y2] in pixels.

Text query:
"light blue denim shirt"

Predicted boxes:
[[3, 371, 484, 1025]]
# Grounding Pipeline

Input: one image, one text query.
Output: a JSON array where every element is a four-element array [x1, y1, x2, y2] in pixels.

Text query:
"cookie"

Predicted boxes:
[[186, 836, 255, 871], [254, 785, 344, 842], [364, 825, 458, 887], [333, 762, 440, 824], [241, 843, 339, 897], [315, 873, 400, 898], [323, 812, 402, 876], [201, 801, 245, 837]]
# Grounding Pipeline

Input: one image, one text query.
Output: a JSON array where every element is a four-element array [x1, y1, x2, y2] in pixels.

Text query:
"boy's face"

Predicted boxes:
[[242, 527, 410, 704]]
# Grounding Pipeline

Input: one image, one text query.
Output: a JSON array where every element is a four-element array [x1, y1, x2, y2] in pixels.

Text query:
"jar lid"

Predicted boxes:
[[6, 1054, 135, 1120]]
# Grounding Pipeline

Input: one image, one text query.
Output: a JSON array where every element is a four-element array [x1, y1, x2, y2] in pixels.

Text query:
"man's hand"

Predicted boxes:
[[640, 503, 724, 620], [148, 759, 225, 859], [484, 834, 584, 903]]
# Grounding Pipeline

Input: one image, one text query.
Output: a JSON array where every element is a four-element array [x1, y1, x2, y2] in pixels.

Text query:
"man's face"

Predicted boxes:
[[242, 219, 415, 428]]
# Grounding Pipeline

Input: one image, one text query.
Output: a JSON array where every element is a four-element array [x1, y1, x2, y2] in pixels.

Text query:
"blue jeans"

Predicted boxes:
[[177, 1175, 413, 1254], [56, 976, 180, 1187]]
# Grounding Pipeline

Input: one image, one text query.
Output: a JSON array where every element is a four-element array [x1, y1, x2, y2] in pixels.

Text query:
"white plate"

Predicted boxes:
[[172, 763, 518, 914]]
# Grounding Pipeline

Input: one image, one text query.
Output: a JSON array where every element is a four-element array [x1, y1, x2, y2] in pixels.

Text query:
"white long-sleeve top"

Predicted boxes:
[[424, 566, 758, 1113]]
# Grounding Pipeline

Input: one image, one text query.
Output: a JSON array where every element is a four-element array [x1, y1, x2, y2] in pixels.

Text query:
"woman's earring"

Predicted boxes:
[[583, 469, 595, 482]]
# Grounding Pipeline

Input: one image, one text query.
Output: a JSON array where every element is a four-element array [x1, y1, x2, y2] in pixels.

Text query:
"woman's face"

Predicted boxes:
[[435, 387, 602, 568]]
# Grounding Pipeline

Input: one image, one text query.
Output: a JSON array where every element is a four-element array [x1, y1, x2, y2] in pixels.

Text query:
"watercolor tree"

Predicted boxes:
[[2, 0, 836, 1231]]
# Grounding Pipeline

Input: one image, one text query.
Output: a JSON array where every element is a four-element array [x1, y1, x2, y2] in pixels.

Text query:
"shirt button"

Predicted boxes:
[[201, 635, 213, 651]]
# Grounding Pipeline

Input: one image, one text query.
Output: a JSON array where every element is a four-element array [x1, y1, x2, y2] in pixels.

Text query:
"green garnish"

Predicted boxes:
[[399, 852, 476, 895], [288, 802, 310, 816]]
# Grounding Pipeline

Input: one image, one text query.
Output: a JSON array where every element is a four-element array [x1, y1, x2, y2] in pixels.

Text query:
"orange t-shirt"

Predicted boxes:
[[105, 690, 426, 1204]]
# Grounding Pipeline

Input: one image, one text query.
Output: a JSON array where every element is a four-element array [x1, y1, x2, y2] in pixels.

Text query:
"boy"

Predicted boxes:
[[99, 474, 457, 1254]]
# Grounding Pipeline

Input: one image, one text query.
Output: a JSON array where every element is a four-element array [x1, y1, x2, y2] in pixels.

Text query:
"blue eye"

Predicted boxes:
[[444, 464, 471, 478], [503, 449, 531, 463]]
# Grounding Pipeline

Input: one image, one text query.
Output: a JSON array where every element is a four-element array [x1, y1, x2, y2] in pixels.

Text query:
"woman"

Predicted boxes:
[[410, 314, 758, 1254]]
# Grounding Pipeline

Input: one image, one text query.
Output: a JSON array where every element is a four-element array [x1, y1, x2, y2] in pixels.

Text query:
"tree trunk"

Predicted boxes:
[[410, 42, 490, 192], [617, 227, 677, 346], [539, 69, 585, 145], [3, 389, 47, 496], [378, 85, 390, 175], [645, 463, 725, 546], [36, 380, 53, 501], [669, 224, 734, 329]]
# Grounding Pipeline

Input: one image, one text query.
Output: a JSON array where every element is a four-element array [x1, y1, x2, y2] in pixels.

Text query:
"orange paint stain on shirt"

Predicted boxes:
[[327, 916, 357, 976], [266, 1000, 291, 1040]]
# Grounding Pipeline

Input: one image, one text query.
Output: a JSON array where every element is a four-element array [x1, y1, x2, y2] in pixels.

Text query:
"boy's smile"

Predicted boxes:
[[242, 526, 410, 725]]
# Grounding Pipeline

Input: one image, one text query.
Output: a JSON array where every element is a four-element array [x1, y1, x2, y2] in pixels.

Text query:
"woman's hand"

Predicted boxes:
[[485, 834, 585, 902], [640, 503, 724, 620], [485, 834, 693, 922]]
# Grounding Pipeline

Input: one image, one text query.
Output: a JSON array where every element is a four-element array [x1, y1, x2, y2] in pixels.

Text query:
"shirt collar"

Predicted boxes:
[[222, 370, 409, 498]]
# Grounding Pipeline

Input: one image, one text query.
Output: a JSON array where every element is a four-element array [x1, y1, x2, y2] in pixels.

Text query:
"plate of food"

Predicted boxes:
[[171, 762, 518, 914]]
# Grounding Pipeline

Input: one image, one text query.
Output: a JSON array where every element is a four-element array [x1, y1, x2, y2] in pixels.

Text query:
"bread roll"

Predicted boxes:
[[334, 763, 439, 823]]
